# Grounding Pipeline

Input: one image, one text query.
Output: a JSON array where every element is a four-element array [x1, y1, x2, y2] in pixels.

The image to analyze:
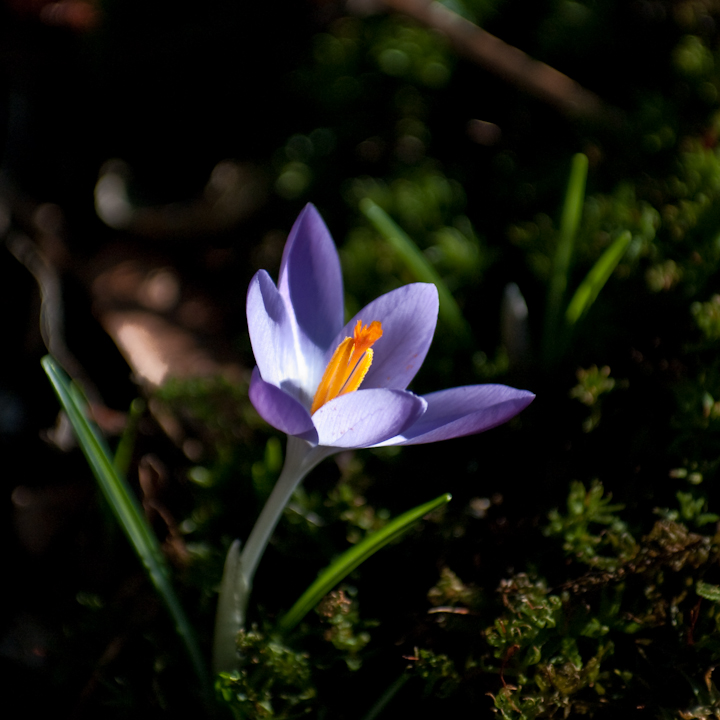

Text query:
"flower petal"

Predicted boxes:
[[247, 270, 297, 387], [278, 204, 344, 352], [249, 367, 318, 444], [312, 388, 427, 448], [330, 283, 439, 391], [375, 384, 534, 446]]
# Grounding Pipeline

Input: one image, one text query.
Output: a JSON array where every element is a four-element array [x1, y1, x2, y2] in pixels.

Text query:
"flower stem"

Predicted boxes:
[[212, 436, 331, 673], [241, 437, 330, 584]]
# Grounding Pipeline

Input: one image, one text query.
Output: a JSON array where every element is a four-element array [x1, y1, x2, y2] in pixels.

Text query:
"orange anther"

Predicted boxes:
[[310, 321, 383, 414]]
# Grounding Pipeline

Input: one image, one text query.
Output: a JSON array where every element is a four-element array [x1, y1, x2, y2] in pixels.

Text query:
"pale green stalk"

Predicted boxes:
[[212, 436, 332, 673]]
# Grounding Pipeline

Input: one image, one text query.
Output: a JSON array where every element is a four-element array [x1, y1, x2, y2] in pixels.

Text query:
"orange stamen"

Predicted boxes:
[[311, 320, 383, 414]]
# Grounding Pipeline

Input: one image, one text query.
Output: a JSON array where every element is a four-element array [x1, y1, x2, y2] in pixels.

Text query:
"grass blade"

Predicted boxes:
[[359, 198, 472, 342], [565, 230, 632, 325], [543, 153, 588, 362], [114, 397, 145, 478], [277, 493, 451, 634], [361, 673, 410, 720], [41, 355, 210, 691]]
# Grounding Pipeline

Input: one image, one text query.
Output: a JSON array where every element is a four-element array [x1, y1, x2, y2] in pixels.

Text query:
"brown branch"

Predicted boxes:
[[6, 231, 103, 406], [379, 0, 613, 122]]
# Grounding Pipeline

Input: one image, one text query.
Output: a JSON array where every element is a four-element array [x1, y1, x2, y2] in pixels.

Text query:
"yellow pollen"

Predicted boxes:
[[310, 320, 383, 414]]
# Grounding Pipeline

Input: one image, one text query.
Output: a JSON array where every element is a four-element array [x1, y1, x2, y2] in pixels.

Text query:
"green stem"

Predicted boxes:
[[212, 436, 332, 673]]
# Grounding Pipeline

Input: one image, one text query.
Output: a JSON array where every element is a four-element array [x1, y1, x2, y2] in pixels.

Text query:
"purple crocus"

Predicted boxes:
[[247, 203, 534, 450], [214, 204, 533, 672]]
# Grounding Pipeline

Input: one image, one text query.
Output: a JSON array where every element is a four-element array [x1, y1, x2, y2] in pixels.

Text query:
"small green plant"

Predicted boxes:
[[215, 627, 316, 719], [545, 480, 636, 571]]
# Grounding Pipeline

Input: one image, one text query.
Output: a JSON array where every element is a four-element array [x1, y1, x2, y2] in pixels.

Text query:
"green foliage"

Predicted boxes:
[[427, 567, 481, 609], [565, 230, 632, 325], [692, 294, 720, 340], [406, 648, 461, 699], [277, 494, 451, 633], [544, 153, 588, 361], [659, 491, 720, 528], [216, 627, 316, 719], [152, 375, 253, 451], [654, 139, 720, 265], [509, 182, 660, 285], [326, 479, 390, 544], [569, 365, 618, 432], [343, 169, 488, 326], [569, 365, 616, 407], [114, 397, 145, 477], [545, 481, 636, 571], [697, 580, 720, 603], [480, 481, 720, 717], [370, 17, 454, 89], [351, 171, 468, 237], [485, 575, 562, 670], [315, 588, 372, 671], [673, 34, 715, 79]]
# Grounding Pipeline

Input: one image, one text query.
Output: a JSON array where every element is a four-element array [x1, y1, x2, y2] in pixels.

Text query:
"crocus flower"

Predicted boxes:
[[214, 203, 533, 672], [247, 203, 534, 451]]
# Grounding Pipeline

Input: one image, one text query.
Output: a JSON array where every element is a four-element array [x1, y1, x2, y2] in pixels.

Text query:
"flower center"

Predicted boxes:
[[310, 320, 383, 414]]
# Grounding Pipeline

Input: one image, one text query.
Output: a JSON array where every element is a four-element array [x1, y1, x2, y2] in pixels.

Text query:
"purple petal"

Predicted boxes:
[[278, 204, 344, 351], [376, 384, 534, 446], [329, 283, 439, 391], [312, 389, 427, 448], [249, 367, 318, 444], [247, 271, 297, 388]]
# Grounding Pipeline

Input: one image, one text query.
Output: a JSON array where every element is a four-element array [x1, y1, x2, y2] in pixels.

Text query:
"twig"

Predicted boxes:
[[7, 231, 103, 406], [379, 0, 612, 121]]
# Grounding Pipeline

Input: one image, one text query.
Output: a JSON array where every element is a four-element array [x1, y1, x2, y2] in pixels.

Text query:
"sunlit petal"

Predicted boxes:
[[375, 385, 535, 446], [249, 368, 318, 443], [312, 388, 426, 448], [328, 283, 439, 392], [278, 204, 344, 351], [247, 271, 296, 386]]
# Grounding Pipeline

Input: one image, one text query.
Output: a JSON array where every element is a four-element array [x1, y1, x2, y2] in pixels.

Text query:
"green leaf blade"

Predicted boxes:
[[543, 153, 589, 362], [41, 356, 210, 691], [359, 198, 472, 342], [278, 492, 451, 634], [565, 230, 632, 325]]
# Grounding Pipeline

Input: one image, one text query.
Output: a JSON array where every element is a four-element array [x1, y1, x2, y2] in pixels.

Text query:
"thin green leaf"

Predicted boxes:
[[359, 198, 471, 341], [543, 153, 588, 362], [361, 674, 410, 720], [114, 397, 145, 478], [41, 356, 210, 692], [277, 493, 451, 634], [565, 230, 632, 325]]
